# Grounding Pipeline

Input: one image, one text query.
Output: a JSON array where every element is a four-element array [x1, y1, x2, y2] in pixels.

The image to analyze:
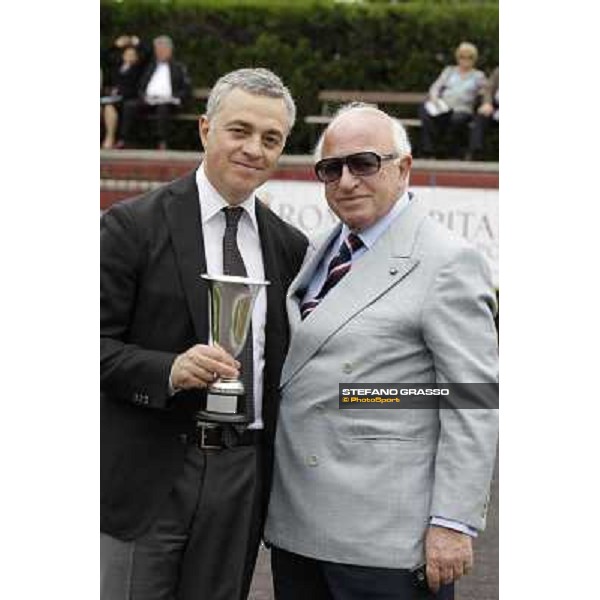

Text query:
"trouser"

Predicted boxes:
[[468, 113, 498, 156], [120, 99, 175, 145], [271, 546, 454, 600], [418, 105, 472, 159], [101, 442, 263, 600]]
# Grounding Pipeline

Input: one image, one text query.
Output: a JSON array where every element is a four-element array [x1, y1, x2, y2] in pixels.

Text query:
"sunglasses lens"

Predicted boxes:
[[347, 152, 379, 176], [315, 159, 343, 183], [315, 152, 383, 182]]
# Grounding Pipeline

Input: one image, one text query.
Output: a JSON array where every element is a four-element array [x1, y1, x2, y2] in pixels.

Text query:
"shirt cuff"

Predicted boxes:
[[430, 516, 478, 538], [168, 366, 178, 397]]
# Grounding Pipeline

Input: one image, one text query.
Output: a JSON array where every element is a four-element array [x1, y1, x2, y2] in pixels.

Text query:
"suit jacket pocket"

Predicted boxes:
[[349, 434, 419, 444], [349, 408, 425, 441]]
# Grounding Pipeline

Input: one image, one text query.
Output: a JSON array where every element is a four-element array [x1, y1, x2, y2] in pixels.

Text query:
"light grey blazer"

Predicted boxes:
[[264, 197, 499, 569]]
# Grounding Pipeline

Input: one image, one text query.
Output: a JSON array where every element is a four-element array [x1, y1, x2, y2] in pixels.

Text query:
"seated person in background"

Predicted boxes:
[[101, 45, 144, 149], [466, 66, 499, 161], [418, 42, 486, 159], [118, 35, 192, 150], [101, 34, 148, 75]]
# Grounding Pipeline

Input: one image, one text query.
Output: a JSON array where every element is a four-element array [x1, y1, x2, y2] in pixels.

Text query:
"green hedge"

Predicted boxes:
[[101, 0, 498, 155]]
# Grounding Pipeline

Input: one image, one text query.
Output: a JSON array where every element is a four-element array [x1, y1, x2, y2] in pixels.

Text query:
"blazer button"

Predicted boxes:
[[307, 455, 319, 467], [179, 433, 188, 444], [342, 362, 353, 374]]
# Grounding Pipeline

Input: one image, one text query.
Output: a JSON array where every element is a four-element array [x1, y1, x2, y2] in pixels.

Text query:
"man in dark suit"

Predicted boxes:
[[101, 67, 308, 600], [118, 35, 192, 150]]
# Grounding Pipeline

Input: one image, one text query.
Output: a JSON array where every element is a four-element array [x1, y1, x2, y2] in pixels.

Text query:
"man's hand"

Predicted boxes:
[[170, 344, 240, 391], [425, 526, 474, 592], [478, 102, 494, 117]]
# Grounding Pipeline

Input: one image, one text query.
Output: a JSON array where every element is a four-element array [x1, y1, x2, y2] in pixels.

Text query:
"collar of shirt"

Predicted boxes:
[[338, 189, 411, 250], [196, 163, 258, 232]]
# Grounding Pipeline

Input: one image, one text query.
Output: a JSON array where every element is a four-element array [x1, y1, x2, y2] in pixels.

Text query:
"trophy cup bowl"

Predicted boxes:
[[198, 273, 269, 422]]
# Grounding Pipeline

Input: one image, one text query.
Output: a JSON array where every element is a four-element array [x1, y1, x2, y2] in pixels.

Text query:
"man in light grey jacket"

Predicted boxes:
[[264, 103, 498, 600]]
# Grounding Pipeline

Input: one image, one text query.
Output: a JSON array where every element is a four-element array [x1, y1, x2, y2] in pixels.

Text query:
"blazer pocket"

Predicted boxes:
[[349, 435, 419, 444], [349, 410, 422, 442]]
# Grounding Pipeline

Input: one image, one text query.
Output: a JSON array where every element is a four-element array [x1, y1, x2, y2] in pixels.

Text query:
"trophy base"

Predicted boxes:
[[209, 379, 245, 396], [198, 380, 249, 424], [196, 409, 249, 424]]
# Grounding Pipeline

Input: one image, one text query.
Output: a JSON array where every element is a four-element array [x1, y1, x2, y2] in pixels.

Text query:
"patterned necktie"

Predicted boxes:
[[222, 207, 255, 424], [300, 232, 364, 320]]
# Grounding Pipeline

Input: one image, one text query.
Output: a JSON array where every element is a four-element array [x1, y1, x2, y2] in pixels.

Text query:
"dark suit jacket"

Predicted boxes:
[[138, 59, 192, 101], [100, 171, 308, 540], [105, 62, 145, 100]]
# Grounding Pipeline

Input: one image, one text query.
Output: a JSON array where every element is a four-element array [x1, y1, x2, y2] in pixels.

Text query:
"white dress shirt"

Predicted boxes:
[[195, 163, 267, 430], [145, 62, 172, 100]]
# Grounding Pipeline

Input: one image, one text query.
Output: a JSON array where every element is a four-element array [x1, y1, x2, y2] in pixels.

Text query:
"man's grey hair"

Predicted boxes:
[[206, 68, 296, 131], [313, 102, 412, 162], [153, 35, 173, 49]]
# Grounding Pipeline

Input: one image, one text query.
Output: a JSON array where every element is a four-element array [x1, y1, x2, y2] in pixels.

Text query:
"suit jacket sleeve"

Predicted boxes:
[[101, 202, 177, 410], [421, 245, 499, 530], [137, 63, 152, 98], [172, 62, 192, 101]]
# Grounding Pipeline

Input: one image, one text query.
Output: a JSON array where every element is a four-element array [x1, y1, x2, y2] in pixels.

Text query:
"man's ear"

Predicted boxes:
[[199, 115, 209, 149], [399, 155, 413, 179]]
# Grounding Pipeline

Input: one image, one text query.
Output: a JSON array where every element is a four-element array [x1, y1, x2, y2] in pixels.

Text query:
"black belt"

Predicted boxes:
[[189, 422, 262, 451]]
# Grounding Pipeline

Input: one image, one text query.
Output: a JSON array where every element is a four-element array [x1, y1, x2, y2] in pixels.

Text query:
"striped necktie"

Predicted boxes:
[[300, 232, 364, 320]]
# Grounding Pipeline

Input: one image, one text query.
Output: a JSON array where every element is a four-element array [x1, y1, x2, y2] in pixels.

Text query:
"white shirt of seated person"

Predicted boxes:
[[145, 62, 173, 102]]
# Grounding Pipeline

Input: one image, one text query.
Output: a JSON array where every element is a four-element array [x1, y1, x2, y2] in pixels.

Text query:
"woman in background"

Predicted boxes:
[[101, 44, 144, 149], [419, 41, 486, 159]]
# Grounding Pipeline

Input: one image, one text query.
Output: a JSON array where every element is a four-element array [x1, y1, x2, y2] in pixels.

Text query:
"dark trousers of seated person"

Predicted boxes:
[[468, 113, 498, 159], [418, 105, 472, 159], [120, 99, 175, 147], [101, 442, 263, 600], [271, 546, 454, 600]]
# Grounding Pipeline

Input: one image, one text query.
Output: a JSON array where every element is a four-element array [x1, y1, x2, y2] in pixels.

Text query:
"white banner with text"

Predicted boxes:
[[257, 180, 499, 287]]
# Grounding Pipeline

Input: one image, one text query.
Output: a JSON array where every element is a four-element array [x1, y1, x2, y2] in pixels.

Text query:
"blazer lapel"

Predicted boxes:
[[281, 197, 428, 386], [163, 172, 209, 342]]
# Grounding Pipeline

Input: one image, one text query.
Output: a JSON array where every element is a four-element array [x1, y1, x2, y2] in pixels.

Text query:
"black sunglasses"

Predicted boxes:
[[314, 151, 398, 183]]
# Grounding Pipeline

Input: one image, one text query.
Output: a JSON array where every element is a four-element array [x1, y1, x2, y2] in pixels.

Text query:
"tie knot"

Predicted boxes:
[[346, 232, 364, 253], [223, 206, 244, 230]]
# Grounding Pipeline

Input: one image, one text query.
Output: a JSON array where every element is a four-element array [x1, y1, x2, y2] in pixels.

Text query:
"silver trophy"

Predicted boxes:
[[198, 273, 269, 423]]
